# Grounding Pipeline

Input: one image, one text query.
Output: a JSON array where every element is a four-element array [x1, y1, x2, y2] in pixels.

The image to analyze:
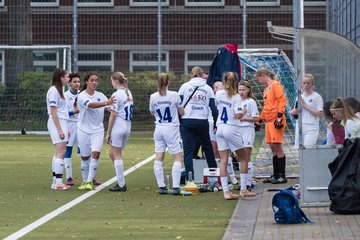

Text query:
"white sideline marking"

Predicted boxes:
[[4, 154, 156, 240]]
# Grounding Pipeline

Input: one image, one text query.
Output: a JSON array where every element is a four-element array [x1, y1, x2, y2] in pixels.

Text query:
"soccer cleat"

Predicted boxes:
[[78, 182, 87, 190], [66, 177, 74, 186], [92, 178, 101, 186], [158, 187, 168, 194], [223, 191, 239, 200], [230, 176, 239, 185], [171, 188, 181, 195], [271, 176, 288, 184], [109, 184, 127, 192], [50, 183, 56, 189], [55, 183, 70, 190], [263, 175, 277, 183], [85, 181, 94, 190], [239, 189, 256, 198]]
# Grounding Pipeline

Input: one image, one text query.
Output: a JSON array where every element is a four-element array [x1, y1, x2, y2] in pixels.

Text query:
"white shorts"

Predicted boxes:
[[239, 126, 255, 149], [154, 125, 182, 155], [216, 124, 244, 152], [66, 121, 77, 147], [294, 122, 319, 148], [109, 117, 131, 148], [47, 118, 68, 144], [77, 128, 104, 157]]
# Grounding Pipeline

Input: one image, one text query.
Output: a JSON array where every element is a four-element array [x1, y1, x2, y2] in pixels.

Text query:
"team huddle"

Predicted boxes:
[[48, 66, 354, 200]]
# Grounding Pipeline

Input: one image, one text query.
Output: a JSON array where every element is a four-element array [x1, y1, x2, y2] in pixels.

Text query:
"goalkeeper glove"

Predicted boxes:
[[274, 113, 284, 129]]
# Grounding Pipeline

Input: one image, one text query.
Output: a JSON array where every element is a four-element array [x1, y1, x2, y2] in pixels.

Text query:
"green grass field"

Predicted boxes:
[[0, 134, 237, 239]]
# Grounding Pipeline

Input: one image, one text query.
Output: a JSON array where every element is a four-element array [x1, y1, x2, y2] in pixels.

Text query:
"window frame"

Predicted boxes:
[[185, 0, 224, 7], [303, 0, 326, 6], [130, 51, 169, 73], [77, 51, 114, 72], [30, 0, 59, 7], [130, 0, 169, 7], [33, 50, 60, 72], [77, 0, 114, 7], [240, 0, 280, 7], [184, 51, 213, 75]]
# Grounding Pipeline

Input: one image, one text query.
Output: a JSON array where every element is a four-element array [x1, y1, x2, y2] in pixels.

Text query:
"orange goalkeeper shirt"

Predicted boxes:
[[260, 80, 287, 122]]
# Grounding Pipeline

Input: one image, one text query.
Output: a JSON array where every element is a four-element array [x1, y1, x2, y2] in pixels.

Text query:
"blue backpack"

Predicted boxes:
[[272, 189, 313, 224]]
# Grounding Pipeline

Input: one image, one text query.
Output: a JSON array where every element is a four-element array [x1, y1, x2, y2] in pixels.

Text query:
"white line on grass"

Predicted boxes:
[[4, 154, 156, 240]]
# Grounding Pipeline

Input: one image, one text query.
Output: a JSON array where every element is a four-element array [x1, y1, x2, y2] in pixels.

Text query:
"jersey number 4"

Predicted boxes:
[[220, 107, 228, 124], [156, 107, 173, 123]]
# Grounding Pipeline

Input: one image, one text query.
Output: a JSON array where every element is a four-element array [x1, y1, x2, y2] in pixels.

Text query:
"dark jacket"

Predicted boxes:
[[207, 44, 241, 87]]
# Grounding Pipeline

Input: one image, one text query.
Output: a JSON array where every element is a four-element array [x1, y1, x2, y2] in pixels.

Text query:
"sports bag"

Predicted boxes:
[[272, 188, 313, 224], [328, 138, 360, 214]]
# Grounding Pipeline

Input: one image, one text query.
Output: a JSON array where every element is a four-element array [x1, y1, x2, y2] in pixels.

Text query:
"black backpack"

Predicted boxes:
[[272, 188, 313, 224], [328, 138, 360, 214]]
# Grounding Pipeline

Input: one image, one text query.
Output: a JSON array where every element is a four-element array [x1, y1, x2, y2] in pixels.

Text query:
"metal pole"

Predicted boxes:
[[157, 0, 162, 74], [293, 0, 304, 72], [242, 0, 247, 49], [73, 0, 78, 72]]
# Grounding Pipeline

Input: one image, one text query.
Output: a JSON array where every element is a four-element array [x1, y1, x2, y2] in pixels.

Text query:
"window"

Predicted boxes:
[[0, 0, 4, 7], [303, 0, 326, 6], [0, 51, 4, 84], [185, 0, 224, 7], [130, 51, 168, 72], [31, 0, 59, 7], [77, 52, 114, 72], [33, 51, 59, 72], [241, 0, 280, 7], [78, 0, 114, 7], [185, 52, 213, 74], [130, 0, 169, 7]]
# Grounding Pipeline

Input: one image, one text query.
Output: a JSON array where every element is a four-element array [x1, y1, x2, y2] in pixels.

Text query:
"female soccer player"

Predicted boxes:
[[238, 79, 260, 194], [77, 73, 115, 190], [46, 67, 70, 190], [330, 98, 360, 140], [290, 74, 324, 148], [255, 68, 287, 184], [106, 72, 133, 192], [149, 73, 185, 195], [64, 73, 80, 186], [215, 72, 251, 200]]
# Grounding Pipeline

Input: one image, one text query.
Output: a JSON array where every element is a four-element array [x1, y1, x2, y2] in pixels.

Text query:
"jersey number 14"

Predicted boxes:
[[156, 107, 173, 123]]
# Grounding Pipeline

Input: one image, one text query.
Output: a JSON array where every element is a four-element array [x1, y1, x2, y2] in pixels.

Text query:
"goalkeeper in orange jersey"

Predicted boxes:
[[254, 68, 287, 184]]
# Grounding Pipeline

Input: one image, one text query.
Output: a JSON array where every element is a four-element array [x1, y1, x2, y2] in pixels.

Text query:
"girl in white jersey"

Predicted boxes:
[[238, 80, 260, 194], [106, 72, 133, 192], [149, 73, 185, 195], [64, 73, 80, 186], [77, 73, 115, 191], [290, 74, 324, 148], [215, 72, 250, 200], [46, 67, 70, 190]]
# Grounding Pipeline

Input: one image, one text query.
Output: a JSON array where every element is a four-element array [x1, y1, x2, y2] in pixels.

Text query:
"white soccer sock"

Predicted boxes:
[[172, 161, 182, 188], [54, 157, 64, 184], [154, 160, 165, 188], [81, 160, 90, 182], [240, 173, 247, 190], [247, 162, 254, 186], [64, 158, 72, 179], [87, 158, 99, 183], [52, 155, 56, 183], [220, 176, 229, 192], [114, 159, 126, 187]]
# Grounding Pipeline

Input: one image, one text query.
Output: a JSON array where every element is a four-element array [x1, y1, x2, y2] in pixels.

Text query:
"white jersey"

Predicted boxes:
[[149, 90, 181, 126], [64, 89, 79, 122], [111, 88, 134, 122], [345, 117, 360, 139], [77, 90, 108, 134], [46, 86, 68, 120], [300, 91, 323, 125], [239, 98, 259, 127], [178, 77, 215, 120], [215, 90, 242, 126]]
